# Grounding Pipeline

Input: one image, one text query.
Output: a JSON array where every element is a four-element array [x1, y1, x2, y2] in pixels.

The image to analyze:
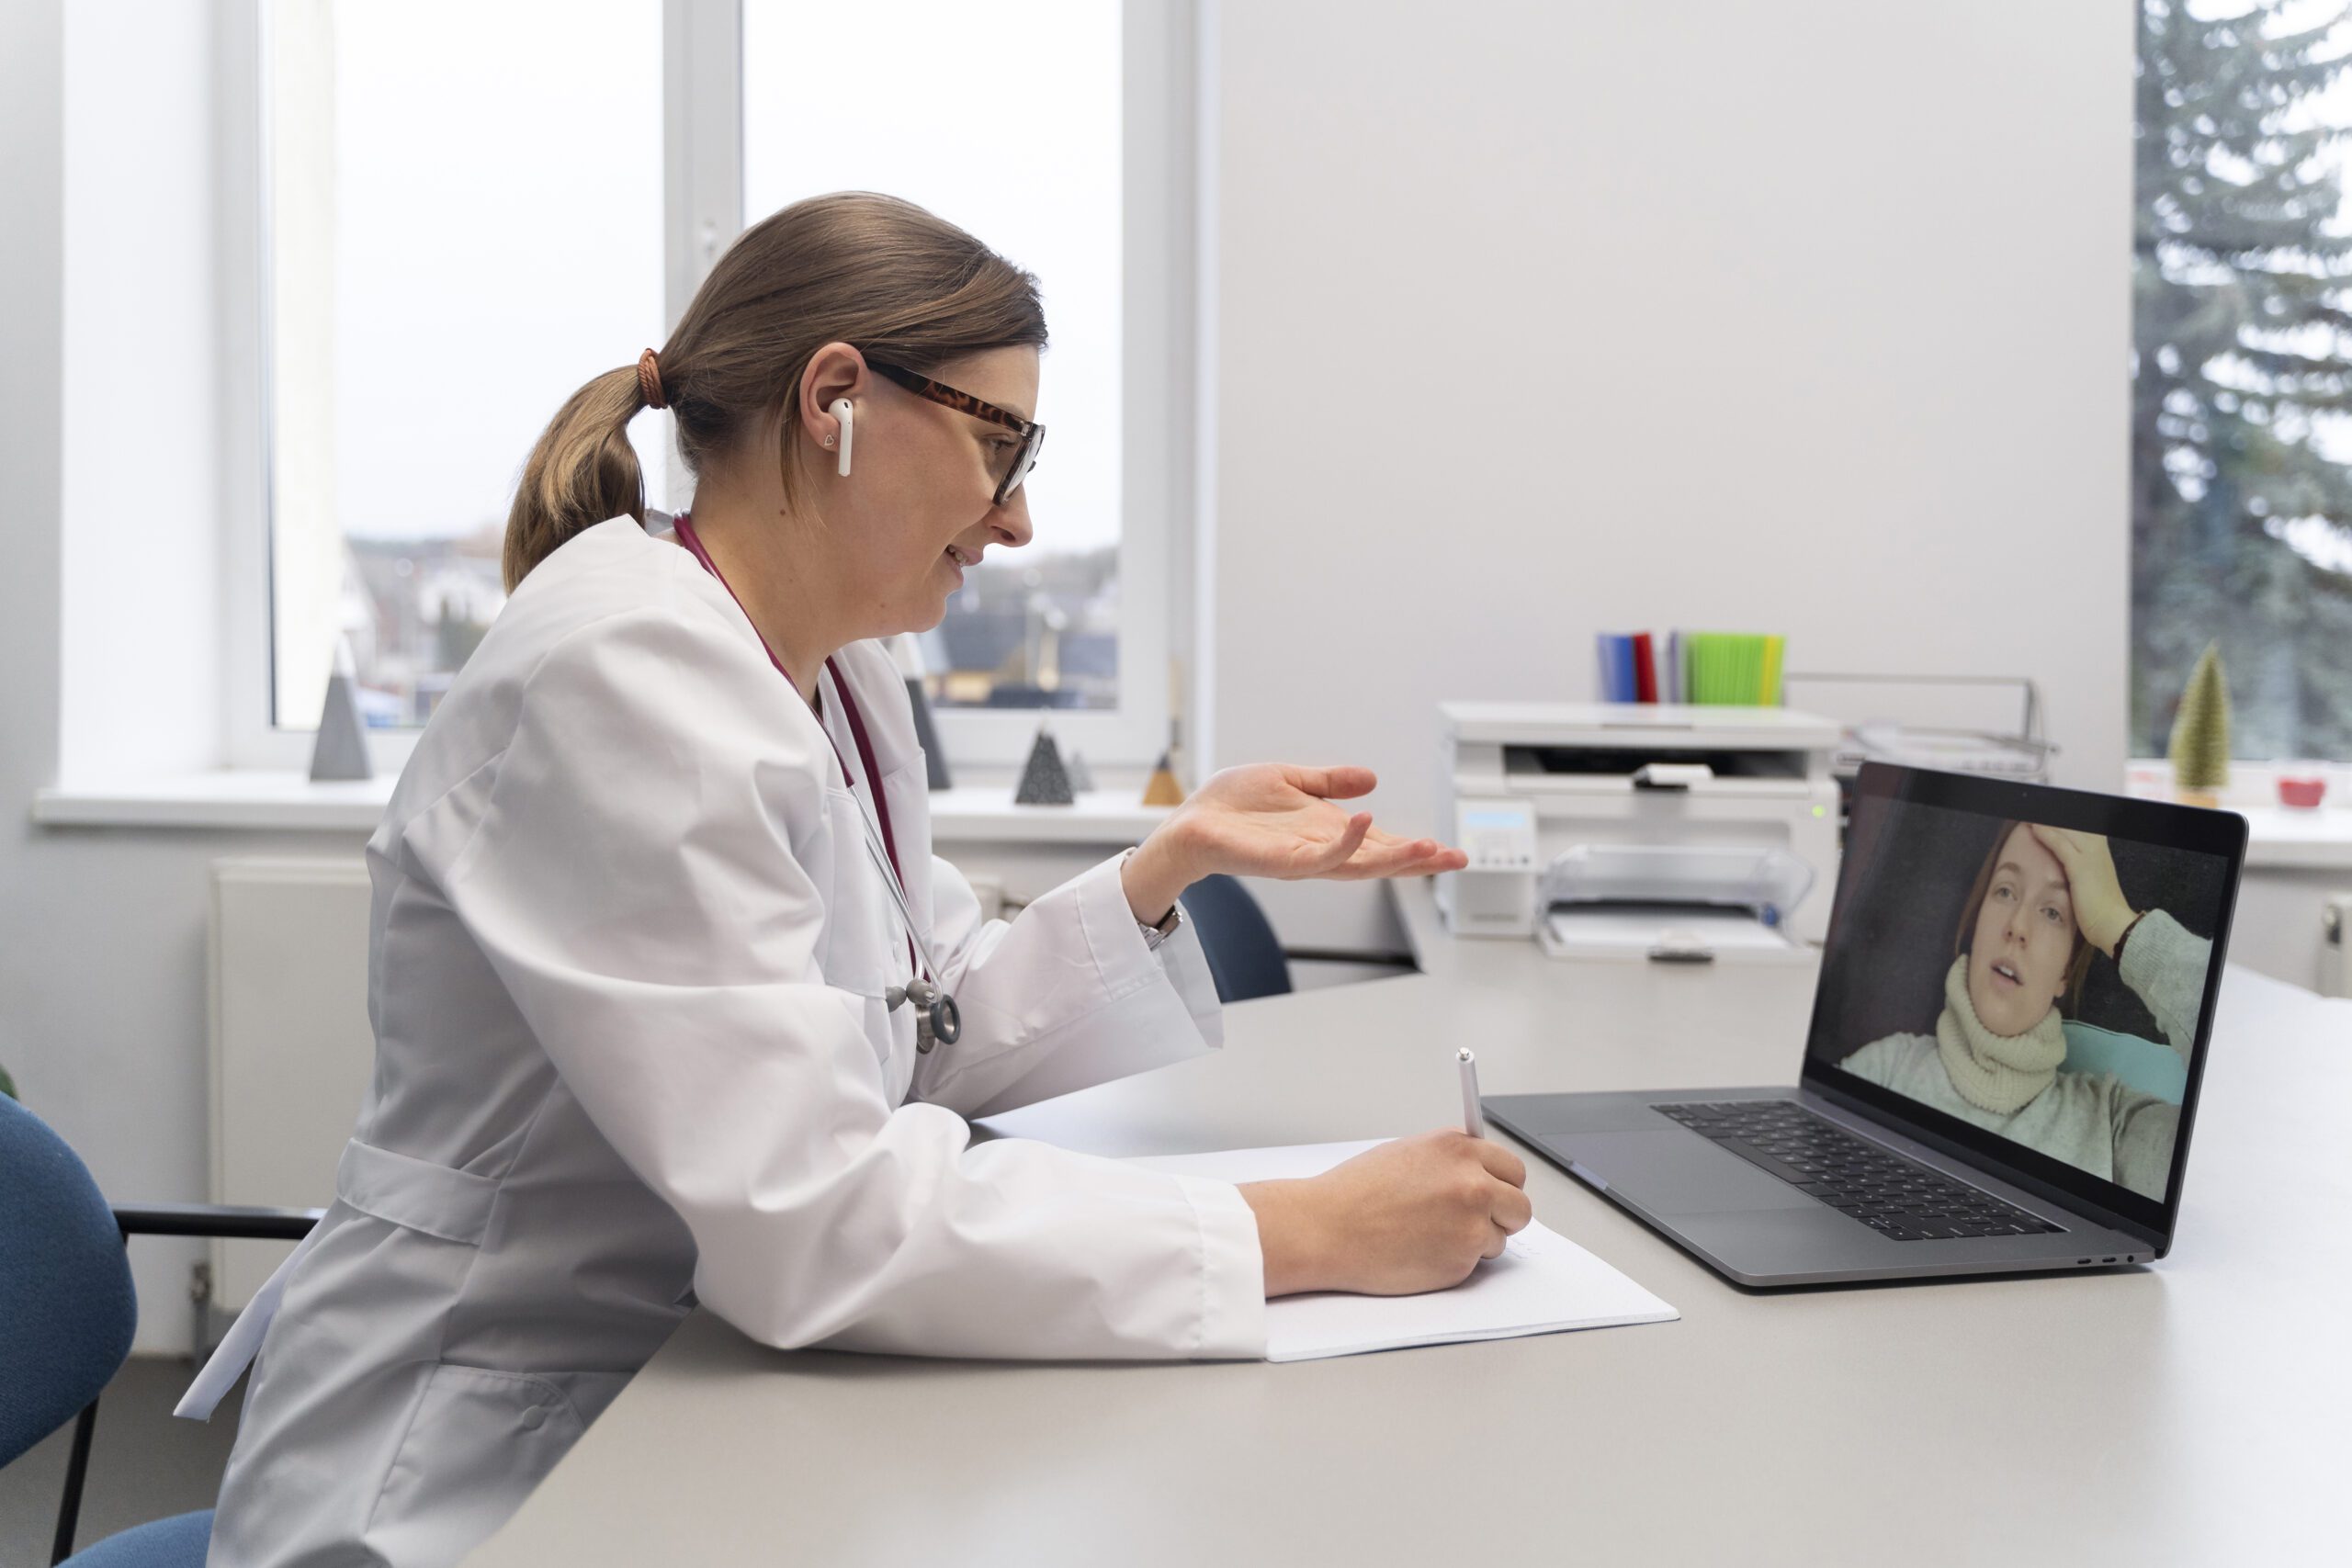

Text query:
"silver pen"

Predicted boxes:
[[1457, 1046, 1487, 1140]]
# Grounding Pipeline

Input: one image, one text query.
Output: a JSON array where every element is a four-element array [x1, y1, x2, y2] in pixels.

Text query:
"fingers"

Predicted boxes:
[[1472, 1138, 1528, 1187], [1361, 825, 1467, 863], [1491, 1181, 1533, 1235], [1316, 811, 1372, 870], [2025, 822, 2071, 861], [1286, 763, 1378, 800], [1320, 831, 1468, 882], [1479, 1164, 1534, 1262], [2028, 823, 2105, 863]]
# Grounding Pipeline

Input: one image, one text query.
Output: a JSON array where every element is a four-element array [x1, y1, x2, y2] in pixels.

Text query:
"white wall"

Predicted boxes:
[[1200, 0, 2135, 947]]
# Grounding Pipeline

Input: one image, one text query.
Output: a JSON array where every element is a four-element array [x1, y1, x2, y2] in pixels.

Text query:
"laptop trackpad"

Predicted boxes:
[[1555, 1130, 1818, 1215]]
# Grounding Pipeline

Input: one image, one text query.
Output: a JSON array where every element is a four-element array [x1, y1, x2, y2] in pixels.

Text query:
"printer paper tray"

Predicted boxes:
[[1539, 906, 1811, 964]]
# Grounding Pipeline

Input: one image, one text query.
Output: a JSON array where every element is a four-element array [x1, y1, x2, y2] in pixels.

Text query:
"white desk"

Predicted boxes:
[[469, 880, 2351, 1565]]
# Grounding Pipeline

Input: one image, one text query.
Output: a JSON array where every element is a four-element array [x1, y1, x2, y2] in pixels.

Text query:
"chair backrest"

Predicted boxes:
[[2061, 1020, 2189, 1105], [1177, 874, 1293, 1003], [0, 1096, 136, 1468]]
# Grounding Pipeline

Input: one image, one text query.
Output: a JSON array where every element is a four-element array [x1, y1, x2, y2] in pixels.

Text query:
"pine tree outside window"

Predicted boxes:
[[2133, 0, 2352, 766]]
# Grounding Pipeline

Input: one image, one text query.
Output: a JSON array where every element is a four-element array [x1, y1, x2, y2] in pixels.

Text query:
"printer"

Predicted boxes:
[[1435, 703, 1843, 962]]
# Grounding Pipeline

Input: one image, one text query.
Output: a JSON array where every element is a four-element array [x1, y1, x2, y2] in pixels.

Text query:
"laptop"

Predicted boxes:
[[1484, 762, 2245, 1286]]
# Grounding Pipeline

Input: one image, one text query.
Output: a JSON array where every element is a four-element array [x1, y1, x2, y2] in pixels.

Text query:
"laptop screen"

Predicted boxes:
[[1801, 765, 2243, 1233]]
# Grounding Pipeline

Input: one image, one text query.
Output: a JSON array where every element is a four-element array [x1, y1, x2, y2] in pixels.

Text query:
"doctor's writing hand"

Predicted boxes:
[[1136, 765, 1466, 913], [2025, 824, 2138, 958], [1238, 1132, 1532, 1298]]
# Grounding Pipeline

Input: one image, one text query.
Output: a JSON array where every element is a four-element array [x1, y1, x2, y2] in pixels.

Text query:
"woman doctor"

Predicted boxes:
[[187, 191, 1528, 1568]]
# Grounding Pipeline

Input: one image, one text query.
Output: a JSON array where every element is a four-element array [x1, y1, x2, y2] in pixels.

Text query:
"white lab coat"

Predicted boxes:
[[191, 516, 1268, 1568]]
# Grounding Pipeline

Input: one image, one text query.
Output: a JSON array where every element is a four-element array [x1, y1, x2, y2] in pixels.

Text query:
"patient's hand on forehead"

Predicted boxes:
[[2026, 824, 2141, 960]]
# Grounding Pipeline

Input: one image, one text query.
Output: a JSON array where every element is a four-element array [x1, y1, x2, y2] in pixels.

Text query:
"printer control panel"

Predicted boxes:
[[1456, 799, 1537, 870]]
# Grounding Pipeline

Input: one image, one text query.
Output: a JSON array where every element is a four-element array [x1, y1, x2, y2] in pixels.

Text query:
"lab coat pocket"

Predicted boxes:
[[363, 1362, 615, 1562], [819, 784, 902, 1000], [820, 784, 914, 1080]]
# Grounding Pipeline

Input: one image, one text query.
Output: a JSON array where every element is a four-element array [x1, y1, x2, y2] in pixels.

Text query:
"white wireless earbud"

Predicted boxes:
[[831, 398, 854, 478]]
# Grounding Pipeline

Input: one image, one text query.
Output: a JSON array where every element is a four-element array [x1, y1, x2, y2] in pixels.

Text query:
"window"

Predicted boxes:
[[745, 0, 1125, 716], [2132, 0, 2352, 764], [236, 0, 1185, 774], [254, 0, 665, 749]]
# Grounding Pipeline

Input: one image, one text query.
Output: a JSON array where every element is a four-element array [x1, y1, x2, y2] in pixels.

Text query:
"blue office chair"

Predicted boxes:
[[0, 1093, 317, 1565], [1178, 874, 1294, 1003]]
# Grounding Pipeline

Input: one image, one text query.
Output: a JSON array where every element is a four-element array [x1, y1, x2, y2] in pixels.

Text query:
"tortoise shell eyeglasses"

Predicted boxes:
[[865, 360, 1046, 506]]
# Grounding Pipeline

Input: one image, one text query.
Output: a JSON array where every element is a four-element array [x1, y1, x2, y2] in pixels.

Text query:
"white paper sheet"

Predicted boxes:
[[1126, 1140, 1679, 1361]]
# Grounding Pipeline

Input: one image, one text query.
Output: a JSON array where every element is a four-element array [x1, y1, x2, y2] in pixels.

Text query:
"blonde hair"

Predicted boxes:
[[503, 191, 1047, 592]]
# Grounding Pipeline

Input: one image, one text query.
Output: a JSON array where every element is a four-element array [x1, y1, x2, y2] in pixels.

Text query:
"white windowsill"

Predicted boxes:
[[35, 773, 397, 832], [2235, 806, 2352, 872], [47, 773, 2342, 868], [32, 773, 1175, 845], [2123, 761, 2352, 871]]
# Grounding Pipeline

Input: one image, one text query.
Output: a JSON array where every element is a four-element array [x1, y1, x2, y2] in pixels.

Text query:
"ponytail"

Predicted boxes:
[[502, 366, 647, 592], [502, 191, 1047, 594]]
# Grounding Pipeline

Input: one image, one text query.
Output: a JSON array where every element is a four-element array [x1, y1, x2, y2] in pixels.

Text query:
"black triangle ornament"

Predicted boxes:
[[1013, 726, 1075, 806]]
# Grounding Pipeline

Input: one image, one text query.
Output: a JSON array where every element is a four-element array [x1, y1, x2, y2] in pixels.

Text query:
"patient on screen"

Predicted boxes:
[[1837, 820, 2211, 1202]]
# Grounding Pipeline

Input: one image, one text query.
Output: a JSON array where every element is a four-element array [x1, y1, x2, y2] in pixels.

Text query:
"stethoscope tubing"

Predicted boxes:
[[666, 511, 957, 1045], [847, 782, 947, 990]]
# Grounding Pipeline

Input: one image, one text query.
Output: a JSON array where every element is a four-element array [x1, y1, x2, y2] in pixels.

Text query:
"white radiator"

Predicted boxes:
[[207, 855, 376, 1315]]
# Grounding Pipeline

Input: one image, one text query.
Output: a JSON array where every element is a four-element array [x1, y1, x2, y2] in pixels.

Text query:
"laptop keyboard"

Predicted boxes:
[[1651, 1100, 2064, 1242]]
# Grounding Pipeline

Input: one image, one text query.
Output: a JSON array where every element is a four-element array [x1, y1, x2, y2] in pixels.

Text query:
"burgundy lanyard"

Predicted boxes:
[[670, 512, 915, 965]]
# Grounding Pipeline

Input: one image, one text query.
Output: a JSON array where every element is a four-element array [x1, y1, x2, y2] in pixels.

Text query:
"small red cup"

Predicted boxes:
[[2278, 774, 2327, 809]]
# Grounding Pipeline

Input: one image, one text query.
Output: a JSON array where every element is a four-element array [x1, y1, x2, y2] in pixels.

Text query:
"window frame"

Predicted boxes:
[[220, 0, 1195, 779]]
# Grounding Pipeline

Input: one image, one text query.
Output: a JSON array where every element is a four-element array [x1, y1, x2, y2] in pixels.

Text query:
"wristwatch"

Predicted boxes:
[[1122, 847, 1185, 953], [1140, 899, 1183, 953]]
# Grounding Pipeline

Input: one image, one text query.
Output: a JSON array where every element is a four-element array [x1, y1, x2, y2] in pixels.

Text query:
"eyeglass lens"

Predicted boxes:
[[999, 426, 1042, 502]]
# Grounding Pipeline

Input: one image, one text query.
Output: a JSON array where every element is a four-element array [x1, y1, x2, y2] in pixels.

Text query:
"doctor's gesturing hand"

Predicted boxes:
[[1115, 762, 1469, 927], [1114, 763, 1532, 1297]]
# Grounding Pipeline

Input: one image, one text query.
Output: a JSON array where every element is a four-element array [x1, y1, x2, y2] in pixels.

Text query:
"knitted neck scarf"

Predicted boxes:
[[1934, 954, 2066, 1115]]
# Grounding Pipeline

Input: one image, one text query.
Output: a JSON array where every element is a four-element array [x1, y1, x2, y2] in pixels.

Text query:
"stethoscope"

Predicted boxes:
[[669, 512, 962, 1053], [842, 783, 961, 1052]]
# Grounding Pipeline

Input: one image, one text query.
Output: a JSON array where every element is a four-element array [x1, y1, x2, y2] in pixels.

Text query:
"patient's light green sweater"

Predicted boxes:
[[1837, 910, 2211, 1201]]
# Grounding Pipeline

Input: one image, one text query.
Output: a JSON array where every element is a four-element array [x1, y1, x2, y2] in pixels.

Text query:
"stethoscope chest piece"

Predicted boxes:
[[889, 977, 962, 1053]]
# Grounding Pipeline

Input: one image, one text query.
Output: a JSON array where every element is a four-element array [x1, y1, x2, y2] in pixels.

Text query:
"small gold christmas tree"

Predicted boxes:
[[2167, 641, 2231, 807], [1141, 748, 1186, 807]]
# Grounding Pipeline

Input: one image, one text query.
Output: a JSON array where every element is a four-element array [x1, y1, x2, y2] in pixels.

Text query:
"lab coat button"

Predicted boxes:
[[518, 1405, 548, 1432]]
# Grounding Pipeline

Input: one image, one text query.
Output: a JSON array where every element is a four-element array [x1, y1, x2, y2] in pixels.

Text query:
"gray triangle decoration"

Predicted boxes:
[[1013, 725, 1075, 805], [310, 671, 374, 781], [1065, 750, 1095, 794], [886, 633, 953, 791]]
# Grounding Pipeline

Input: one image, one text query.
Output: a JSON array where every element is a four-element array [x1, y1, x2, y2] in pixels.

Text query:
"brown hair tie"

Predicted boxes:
[[636, 348, 667, 410]]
